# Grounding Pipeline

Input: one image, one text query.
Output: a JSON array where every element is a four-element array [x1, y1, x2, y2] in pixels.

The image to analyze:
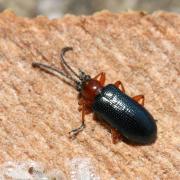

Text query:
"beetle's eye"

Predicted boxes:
[[76, 81, 82, 91], [85, 75, 91, 81]]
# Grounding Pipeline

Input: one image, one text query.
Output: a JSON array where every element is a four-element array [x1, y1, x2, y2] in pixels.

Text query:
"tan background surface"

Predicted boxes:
[[0, 10, 179, 179]]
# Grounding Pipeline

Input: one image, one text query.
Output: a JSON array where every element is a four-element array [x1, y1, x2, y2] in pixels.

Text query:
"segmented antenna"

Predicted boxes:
[[32, 47, 91, 91], [60, 47, 80, 79], [32, 62, 78, 83]]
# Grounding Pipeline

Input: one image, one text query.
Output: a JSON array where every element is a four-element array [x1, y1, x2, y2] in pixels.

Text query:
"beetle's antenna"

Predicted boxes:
[[32, 47, 91, 91], [60, 47, 81, 79], [32, 62, 79, 86]]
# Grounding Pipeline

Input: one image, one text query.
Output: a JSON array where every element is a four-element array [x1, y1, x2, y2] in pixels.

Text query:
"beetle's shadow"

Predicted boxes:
[[92, 114, 157, 146]]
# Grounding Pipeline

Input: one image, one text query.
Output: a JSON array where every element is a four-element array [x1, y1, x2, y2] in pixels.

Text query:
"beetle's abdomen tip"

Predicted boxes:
[[138, 120, 158, 145], [148, 122, 158, 144]]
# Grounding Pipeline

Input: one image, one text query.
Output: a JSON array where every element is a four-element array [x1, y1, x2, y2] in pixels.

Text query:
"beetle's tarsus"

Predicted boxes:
[[69, 123, 85, 139]]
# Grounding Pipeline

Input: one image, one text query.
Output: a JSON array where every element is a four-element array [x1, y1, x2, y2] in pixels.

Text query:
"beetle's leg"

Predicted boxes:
[[114, 81, 125, 93], [93, 72, 106, 86], [78, 106, 92, 113], [132, 95, 145, 106], [111, 128, 122, 144], [69, 104, 86, 138], [78, 98, 92, 110], [69, 101, 92, 138], [78, 97, 85, 106]]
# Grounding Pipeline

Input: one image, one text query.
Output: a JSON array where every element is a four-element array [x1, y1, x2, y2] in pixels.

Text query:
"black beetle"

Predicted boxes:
[[32, 47, 157, 145]]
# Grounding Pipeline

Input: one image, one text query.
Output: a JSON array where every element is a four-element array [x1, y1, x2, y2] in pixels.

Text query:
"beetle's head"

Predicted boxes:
[[76, 71, 103, 100]]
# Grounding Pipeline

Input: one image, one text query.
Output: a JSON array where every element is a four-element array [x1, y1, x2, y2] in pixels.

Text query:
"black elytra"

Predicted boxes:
[[93, 84, 157, 144]]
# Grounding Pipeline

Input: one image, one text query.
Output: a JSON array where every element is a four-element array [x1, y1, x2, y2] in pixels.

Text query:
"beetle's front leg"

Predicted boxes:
[[69, 99, 92, 138], [78, 98, 92, 111], [93, 72, 106, 86], [69, 104, 86, 138]]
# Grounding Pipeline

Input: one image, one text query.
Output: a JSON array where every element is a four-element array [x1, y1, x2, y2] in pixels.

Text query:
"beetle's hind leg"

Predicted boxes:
[[132, 95, 145, 106], [111, 128, 122, 144]]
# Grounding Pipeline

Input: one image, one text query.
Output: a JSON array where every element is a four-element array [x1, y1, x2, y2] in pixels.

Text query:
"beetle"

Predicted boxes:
[[32, 47, 157, 145]]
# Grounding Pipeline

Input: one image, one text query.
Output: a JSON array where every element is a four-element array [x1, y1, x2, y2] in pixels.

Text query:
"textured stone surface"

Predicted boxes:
[[0, 10, 179, 179]]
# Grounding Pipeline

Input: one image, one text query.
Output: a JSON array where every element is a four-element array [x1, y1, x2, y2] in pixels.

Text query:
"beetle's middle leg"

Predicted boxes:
[[132, 95, 145, 106], [114, 81, 125, 93]]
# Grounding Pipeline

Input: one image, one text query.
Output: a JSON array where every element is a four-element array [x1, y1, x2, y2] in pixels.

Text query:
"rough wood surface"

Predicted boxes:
[[0, 10, 179, 179]]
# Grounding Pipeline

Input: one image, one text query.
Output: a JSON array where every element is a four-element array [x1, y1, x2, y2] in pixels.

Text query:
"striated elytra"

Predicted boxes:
[[32, 47, 157, 145], [93, 84, 157, 144]]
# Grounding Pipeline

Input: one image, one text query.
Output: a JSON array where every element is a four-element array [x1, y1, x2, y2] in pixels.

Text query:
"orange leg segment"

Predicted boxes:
[[132, 95, 145, 106], [69, 101, 92, 138], [111, 128, 122, 144], [114, 81, 125, 93], [69, 104, 86, 138], [93, 72, 106, 86]]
